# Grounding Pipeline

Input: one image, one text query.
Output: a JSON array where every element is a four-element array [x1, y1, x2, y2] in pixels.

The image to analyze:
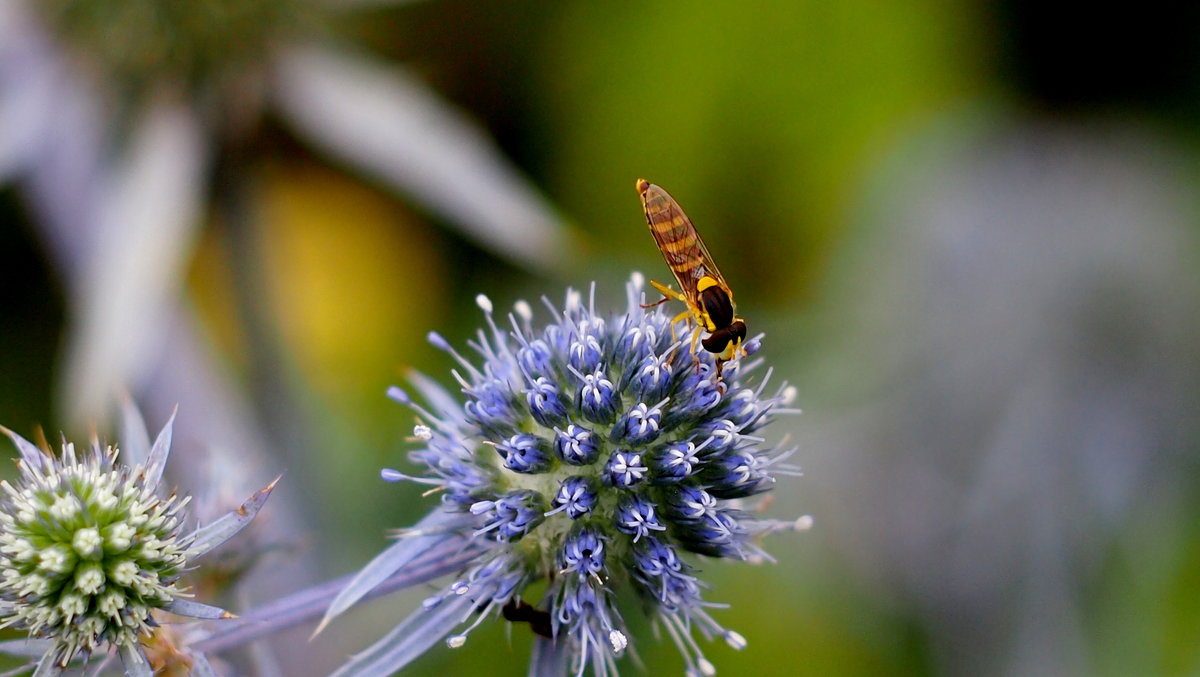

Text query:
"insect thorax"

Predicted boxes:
[[697, 278, 735, 331]]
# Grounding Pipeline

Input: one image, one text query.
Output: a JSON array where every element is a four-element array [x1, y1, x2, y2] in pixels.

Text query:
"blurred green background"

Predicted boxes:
[[2, 0, 1199, 675]]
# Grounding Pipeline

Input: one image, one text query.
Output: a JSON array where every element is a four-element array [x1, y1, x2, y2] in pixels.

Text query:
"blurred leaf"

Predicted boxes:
[[61, 98, 206, 425], [0, 4, 54, 181], [274, 44, 578, 274]]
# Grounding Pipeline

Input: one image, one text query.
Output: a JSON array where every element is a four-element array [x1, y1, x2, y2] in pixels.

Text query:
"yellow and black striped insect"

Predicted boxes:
[[637, 178, 747, 378]]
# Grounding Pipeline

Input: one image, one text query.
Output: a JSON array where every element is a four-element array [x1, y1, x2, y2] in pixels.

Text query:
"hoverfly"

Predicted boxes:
[[636, 178, 747, 379]]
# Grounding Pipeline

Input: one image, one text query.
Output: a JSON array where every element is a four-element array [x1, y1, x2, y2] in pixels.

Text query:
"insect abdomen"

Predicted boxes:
[[638, 180, 705, 276]]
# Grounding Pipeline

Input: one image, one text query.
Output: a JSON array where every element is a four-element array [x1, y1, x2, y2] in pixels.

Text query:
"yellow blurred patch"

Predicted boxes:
[[259, 163, 443, 407], [188, 224, 246, 369]]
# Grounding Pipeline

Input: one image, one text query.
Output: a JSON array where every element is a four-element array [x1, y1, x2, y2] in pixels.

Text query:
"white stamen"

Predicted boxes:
[[781, 385, 797, 405], [608, 629, 628, 652], [565, 288, 582, 312], [796, 514, 814, 530], [631, 271, 644, 289], [447, 634, 467, 648], [514, 300, 533, 321], [412, 424, 433, 441], [698, 658, 716, 676], [475, 294, 493, 313], [724, 630, 747, 650]]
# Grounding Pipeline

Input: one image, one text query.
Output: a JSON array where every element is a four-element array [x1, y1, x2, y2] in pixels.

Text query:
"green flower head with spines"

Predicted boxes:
[[0, 408, 277, 675]]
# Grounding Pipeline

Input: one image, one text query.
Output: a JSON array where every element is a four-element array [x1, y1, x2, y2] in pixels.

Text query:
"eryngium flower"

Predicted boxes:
[[323, 275, 808, 677], [0, 412, 276, 675]]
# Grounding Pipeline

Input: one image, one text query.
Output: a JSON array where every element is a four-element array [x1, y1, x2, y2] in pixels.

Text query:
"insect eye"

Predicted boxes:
[[730, 320, 747, 343], [701, 320, 748, 355], [702, 328, 732, 354]]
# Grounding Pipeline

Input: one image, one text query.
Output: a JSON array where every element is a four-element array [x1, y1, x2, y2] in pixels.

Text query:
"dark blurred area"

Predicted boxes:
[[996, 1, 1200, 113], [0, 188, 62, 431], [1, 1, 1198, 675]]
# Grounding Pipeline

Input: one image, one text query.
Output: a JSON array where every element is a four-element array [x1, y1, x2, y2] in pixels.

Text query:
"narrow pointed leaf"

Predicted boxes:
[[142, 406, 176, 488], [23, 56, 107, 272], [329, 592, 475, 677], [0, 638, 52, 659], [117, 396, 152, 467], [316, 506, 472, 635], [31, 652, 62, 677], [0, 5, 54, 181], [83, 654, 118, 677], [118, 644, 153, 677], [0, 425, 47, 472], [274, 45, 571, 273], [193, 537, 484, 654], [246, 631, 285, 677], [60, 99, 206, 424], [187, 475, 280, 557], [188, 654, 219, 677], [163, 597, 234, 620]]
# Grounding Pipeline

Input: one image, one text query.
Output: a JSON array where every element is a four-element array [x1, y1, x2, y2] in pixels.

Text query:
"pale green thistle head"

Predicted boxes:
[[0, 409, 277, 674]]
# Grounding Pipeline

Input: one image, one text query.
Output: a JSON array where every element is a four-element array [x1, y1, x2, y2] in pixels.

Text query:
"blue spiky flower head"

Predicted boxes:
[[0, 410, 276, 675], [325, 275, 809, 677]]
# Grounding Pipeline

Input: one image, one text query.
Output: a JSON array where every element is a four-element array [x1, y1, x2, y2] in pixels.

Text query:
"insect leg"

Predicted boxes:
[[689, 324, 705, 374], [668, 308, 695, 346], [648, 280, 688, 302], [711, 335, 742, 387], [641, 281, 684, 310]]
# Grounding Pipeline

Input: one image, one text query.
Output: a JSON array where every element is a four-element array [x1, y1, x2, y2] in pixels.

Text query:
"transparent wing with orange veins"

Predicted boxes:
[[638, 181, 733, 307]]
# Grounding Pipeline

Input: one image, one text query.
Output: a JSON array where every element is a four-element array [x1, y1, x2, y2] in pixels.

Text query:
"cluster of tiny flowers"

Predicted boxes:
[[376, 275, 806, 677], [0, 413, 276, 675], [0, 439, 189, 666]]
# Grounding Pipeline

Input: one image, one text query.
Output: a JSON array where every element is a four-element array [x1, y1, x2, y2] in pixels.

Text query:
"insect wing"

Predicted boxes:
[[637, 180, 730, 304]]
